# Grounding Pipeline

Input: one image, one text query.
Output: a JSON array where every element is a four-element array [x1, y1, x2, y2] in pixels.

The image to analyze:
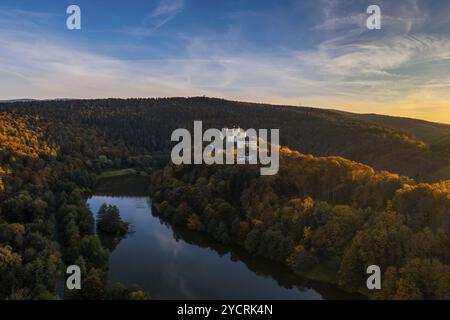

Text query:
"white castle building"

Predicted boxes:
[[218, 127, 258, 162]]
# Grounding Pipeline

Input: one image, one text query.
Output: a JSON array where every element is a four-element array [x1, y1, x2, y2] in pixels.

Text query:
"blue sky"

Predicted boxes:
[[1, 0, 450, 122]]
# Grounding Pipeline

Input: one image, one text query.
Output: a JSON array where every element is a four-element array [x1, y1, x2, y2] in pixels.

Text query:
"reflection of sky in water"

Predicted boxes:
[[87, 196, 322, 300]]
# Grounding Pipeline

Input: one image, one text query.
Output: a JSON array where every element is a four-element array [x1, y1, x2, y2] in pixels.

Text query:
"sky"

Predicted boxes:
[[0, 0, 450, 123]]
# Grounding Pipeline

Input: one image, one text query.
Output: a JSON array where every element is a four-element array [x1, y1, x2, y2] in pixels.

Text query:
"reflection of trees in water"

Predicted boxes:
[[152, 211, 365, 300], [94, 175, 150, 197], [98, 231, 125, 252], [98, 225, 137, 252]]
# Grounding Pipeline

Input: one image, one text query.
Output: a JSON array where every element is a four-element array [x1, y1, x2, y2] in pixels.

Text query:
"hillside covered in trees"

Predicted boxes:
[[2, 97, 450, 180], [0, 97, 449, 299], [150, 148, 450, 299]]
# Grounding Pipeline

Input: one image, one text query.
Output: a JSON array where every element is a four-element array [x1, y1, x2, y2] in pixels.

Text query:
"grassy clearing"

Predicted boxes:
[[99, 168, 137, 179], [302, 264, 337, 284]]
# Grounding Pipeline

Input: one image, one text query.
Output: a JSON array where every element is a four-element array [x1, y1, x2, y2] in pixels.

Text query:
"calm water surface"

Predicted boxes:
[[87, 177, 361, 300]]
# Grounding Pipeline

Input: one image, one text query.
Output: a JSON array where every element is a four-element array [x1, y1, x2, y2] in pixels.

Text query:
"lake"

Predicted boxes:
[[87, 176, 362, 300]]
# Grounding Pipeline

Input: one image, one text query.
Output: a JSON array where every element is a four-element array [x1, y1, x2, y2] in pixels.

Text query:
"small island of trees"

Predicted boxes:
[[97, 204, 129, 236]]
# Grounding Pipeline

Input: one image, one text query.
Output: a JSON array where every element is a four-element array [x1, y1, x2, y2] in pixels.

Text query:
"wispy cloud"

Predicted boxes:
[[297, 34, 450, 78], [126, 0, 185, 36], [153, 0, 184, 18]]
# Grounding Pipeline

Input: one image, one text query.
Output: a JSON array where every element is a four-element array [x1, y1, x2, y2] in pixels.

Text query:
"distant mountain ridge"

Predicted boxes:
[[0, 98, 73, 104], [332, 110, 450, 144], [0, 99, 37, 103]]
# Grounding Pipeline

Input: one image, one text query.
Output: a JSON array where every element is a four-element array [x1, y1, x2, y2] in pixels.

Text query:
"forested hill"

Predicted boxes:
[[150, 148, 450, 299], [1, 97, 449, 180], [333, 110, 450, 144]]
